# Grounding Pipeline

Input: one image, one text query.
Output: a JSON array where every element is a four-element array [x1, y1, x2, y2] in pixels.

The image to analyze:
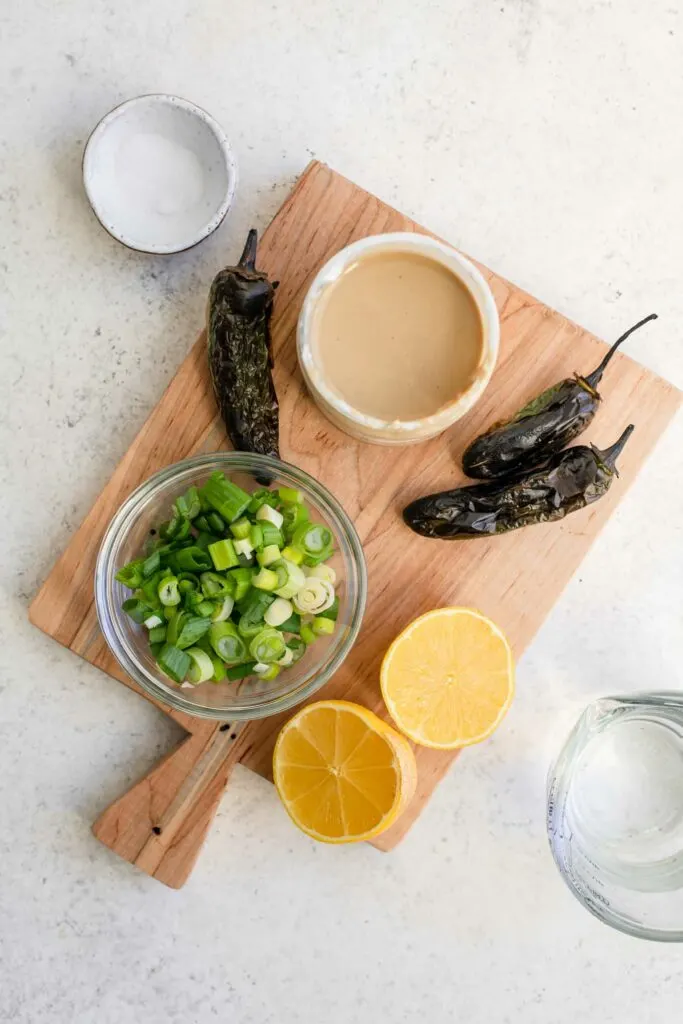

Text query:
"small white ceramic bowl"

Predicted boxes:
[[297, 232, 500, 445], [83, 94, 237, 254]]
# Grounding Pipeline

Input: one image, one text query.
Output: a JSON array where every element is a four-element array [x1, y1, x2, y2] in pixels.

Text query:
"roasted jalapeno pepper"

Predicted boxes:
[[207, 229, 279, 458], [404, 425, 634, 539], [462, 316, 655, 480]]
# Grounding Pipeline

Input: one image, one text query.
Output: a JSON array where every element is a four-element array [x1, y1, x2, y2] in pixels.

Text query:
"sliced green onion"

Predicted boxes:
[[249, 523, 264, 550], [158, 576, 181, 607], [300, 623, 317, 645], [278, 611, 301, 634], [201, 472, 251, 523], [175, 616, 212, 649], [139, 568, 164, 600], [142, 551, 161, 578], [178, 571, 200, 589], [305, 563, 337, 584], [256, 504, 284, 529], [193, 514, 213, 535], [195, 599, 216, 617], [261, 523, 284, 548], [225, 661, 257, 681], [234, 538, 254, 559], [163, 605, 177, 622], [122, 597, 154, 624], [286, 636, 307, 663], [209, 621, 248, 664], [247, 488, 279, 513], [185, 647, 214, 684], [238, 613, 267, 639], [280, 544, 303, 565], [115, 559, 146, 588], [149, 642, 164, 659], [257, 544, 281, 567], [277, 647, 294, 667], [316, 596, 339, 622], [200, 572, 232, 598], [194, 531, 215, 552], [249, 628, 286, 664], [278, 487, 304, 505], [229, 567, 253, 601], [207, 512, 226, 535], [230, 517, 252, 540], [166, 610, 184, 645], [292, 522, 333, 557], [264, 597, 294, 627], [173, 547, 213, 572], [237, 588, 274, 617], [174, 486, 201, 520], [292, 578, 334, 614], [208, 538, 239, 571], [252, 568, 279, 592], [144, 613, 164, 630], [254, 663, 280, 681], [274, 559, 306, 600], [208, 653, 226, 683], [157, 644, 191, 683], [312, 616, 335, 636], [148, 624, 167, 644], [211, 595, 234, 622], [160, 516, 191, 542], [281, 503, 309, 540]]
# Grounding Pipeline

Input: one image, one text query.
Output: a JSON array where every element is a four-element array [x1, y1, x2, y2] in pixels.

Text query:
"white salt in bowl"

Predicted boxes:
[[83, 94, 237, 254]]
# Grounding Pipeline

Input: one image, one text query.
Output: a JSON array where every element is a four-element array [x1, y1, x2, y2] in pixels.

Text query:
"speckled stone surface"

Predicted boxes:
[[2, 2, 682, 1021]]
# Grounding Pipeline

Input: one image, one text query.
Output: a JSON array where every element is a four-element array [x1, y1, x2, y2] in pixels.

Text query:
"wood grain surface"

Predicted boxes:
[[29, 160, 681, 882]]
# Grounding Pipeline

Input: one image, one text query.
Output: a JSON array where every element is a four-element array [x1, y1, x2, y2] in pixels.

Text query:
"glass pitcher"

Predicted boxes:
[[547, 692, 683, 941]]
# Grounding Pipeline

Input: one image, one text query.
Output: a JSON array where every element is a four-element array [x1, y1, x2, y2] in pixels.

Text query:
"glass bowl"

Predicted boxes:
[[95, 453, 367, 720]]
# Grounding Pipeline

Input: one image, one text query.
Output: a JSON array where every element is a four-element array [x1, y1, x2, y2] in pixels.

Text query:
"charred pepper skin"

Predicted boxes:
[[208, 229, 279, 458], [404, 425, 635, 539], [462, 315, 656, 480]]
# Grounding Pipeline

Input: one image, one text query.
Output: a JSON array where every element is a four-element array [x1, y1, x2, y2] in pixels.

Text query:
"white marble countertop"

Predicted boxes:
[[2, 1, 682, 1021]]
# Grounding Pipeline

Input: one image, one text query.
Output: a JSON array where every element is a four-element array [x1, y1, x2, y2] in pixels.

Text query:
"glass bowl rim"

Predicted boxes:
[[95, 452, 367, 721]]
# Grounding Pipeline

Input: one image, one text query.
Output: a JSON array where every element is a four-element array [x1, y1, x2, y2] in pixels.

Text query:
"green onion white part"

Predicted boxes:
[[293, 578, 335, 614], [305, 564, 336, 584], [256, 504, 284, 529], [264, 597, 294, 627]]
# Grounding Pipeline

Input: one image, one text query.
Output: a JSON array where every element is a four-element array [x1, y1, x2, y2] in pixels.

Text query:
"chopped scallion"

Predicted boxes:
[[256, 504, 284, 530], [174, 485, 201, 520], [249, 628, 286, 664], [157, 644, 191, 683], [312, 616, 335, 636], [208, 621, 248, 664], [201, 473, 251, 523], [185, 647, 214, 684], [252, 567, 279, 592], [230, 517, 252, 540], [158, 577, 181, 607], [208, 538, 239, 571]]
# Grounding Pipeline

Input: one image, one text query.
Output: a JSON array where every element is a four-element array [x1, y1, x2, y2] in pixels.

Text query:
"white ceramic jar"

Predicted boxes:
[[297, 232, 500, 445]]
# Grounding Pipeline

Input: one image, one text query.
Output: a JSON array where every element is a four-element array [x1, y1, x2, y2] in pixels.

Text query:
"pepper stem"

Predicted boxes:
[[238, 229, 258, 270], [595, 424, 635, 475], [584, 314, 658, 389]]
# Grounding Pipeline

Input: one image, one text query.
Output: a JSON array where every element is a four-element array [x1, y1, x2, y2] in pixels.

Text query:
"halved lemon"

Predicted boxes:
[[380, 607, 514, 749], [273, 700, 417, 843]]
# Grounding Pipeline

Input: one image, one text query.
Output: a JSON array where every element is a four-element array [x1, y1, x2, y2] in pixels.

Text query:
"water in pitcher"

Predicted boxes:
[[547, 693, 683, 941]]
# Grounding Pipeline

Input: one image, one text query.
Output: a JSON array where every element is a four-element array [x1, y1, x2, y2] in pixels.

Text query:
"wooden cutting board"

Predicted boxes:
[[29, 160, 681, 887]]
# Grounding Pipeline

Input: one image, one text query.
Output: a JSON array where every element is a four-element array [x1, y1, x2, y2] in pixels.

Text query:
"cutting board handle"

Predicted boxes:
[[92, 721, 251, 888]]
